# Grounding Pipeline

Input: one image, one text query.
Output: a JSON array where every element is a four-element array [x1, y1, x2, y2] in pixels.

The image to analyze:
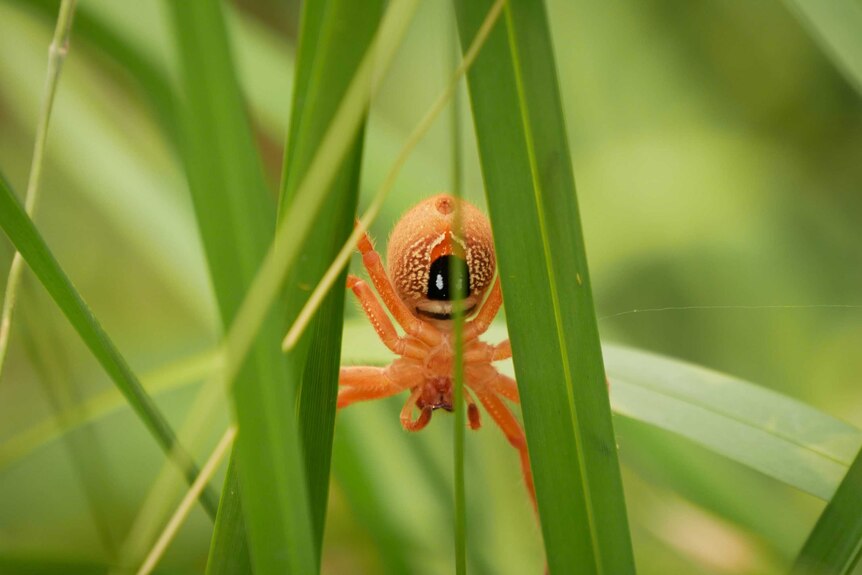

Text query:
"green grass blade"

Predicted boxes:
[[278, 0, 383, 557], [205, 460, 251, 575], [792, 446, 862, 574], [781, 0, 862, 95], [0, 172, 219, 517], [449, 10, 468, 573], [167, 1, 313, 573], [604, 344, 860, 500], [454, 1, 635, 572]]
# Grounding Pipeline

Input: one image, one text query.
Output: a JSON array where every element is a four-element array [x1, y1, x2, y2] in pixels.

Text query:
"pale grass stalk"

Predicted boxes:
[[136, 426, 237, 575], [0, 0, 77, 382], [281, 0, 506, 351]]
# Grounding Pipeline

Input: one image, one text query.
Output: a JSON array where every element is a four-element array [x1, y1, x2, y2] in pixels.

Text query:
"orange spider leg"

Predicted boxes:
[[400, 386, 432, 432], [337, 366, 406, 409], [463, 277, 503, 341], [356, 231, 442, 347], [487, 373, 520, 403], [347, 275, 427, 360], [463, 339, 512, 363], [475, 389, 536, 513]]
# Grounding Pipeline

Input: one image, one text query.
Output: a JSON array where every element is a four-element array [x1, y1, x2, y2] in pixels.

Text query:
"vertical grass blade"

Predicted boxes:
[[454, 1, 636, 572], [791, 446, 862, 575], [781, 0, 862, 95], [0, 172, 218, 516], [167, 1, 313, 573], [278, 0, 383, 557], [449, 12, 468, 574]]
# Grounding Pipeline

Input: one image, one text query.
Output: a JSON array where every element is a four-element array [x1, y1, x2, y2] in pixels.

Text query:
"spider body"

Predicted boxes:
[[338, 194, 536, 510]]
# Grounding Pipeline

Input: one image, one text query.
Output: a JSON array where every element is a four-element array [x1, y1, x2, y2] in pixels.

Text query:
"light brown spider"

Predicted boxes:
[[338, 194, 535, 510]]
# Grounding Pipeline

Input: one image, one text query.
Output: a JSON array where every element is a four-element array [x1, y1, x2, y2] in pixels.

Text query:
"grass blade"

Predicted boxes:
[[205, 458, 251, 575], [449, 10, 468, 573], [454, 1, 635, 572], [781, 0, 862, 95], [167, 0, 312, 573], [792, 446, 862, 574], [604, 344, 860, 500], [0, 172, 219, 516], [279, 0, 383, 557]]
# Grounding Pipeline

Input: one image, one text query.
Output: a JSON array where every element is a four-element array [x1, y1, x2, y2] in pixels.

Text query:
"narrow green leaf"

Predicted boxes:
[[279, 0, 382, 558], [782, 0, 862, 95], [605, 344, 860, 500], [205, 461, 251, 575], [454, 1, 635, 572], [0, 172, 218, 517], [792, 446, 862, 575], [167, 0, 313, 573]]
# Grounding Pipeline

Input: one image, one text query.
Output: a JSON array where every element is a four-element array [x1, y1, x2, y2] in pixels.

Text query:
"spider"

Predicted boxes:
[[337, 194, 535, 511]]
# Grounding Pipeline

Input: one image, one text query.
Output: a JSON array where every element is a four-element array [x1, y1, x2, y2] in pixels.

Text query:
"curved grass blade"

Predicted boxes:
[[604, 344, 860, 500], [167, 0, 311, 572], [0, 172, 218, 516], [454, 1, 635, 572], [791, 446, 862, 575], [278, 0, 383, 558], [781, 0, 862, 95]]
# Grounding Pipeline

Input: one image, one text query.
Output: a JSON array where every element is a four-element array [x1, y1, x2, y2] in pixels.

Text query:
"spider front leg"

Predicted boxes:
[[356, 231, 442, 347], [347, 274, 427, 360], [463, 277, 503, 341]]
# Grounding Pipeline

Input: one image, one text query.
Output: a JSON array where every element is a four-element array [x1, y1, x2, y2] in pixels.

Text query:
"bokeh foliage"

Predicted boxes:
[[0, 0, 861, 573]]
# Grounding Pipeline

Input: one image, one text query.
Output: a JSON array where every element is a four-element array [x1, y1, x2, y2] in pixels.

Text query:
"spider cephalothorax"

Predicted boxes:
[[338, 194, 536, 510]]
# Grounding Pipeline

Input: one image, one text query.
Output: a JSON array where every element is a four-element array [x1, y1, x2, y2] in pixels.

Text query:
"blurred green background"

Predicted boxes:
[[0, 0, 860, 573]]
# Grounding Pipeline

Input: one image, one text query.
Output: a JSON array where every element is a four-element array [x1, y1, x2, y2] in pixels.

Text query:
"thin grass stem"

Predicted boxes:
[[449, 9, 467, 574], [0, 0, 77, 383], [136, 426, 237, 575], [281, 0, 506, 352]]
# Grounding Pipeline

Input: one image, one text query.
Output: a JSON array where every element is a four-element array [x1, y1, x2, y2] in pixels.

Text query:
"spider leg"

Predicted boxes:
[[463, 339, 511, 363], [400, 386, 432, 432], [487, 373, 520, 403], [490, 339, 511, 361], [337, 366, 405, 409], [356, 231, 442, 347], [347, 275, 427, 360], [475, 389, 536, 512], [464, 277, 502, 341]]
